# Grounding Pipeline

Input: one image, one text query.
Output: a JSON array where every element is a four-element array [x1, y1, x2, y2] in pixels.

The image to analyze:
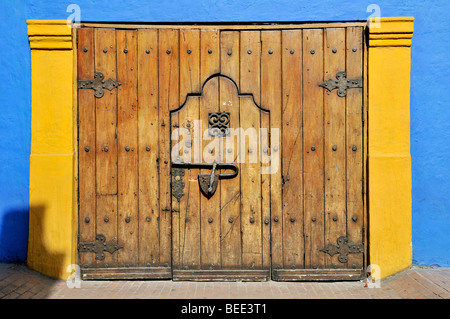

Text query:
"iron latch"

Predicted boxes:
[[171, 162, 239, 201]]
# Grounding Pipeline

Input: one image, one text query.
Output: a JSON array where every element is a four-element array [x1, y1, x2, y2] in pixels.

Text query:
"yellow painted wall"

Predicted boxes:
[[27, 20, 76, 280], [368, 17, 414, 279]]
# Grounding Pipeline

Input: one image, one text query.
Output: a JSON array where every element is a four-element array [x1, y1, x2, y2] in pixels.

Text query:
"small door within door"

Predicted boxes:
[[170, 74, 272, 281]]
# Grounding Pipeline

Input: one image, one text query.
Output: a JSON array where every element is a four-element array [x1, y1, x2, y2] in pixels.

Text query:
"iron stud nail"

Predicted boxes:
[[146, 146, 150, 151], [333, 216, 338, 221], [310, 49, 315, 54], [312, 216, 316, 222], [208, 218, 213, 223], [166, 49, 171, 54], [249, 217, 255, 223], [187, 49, 192, 54], [227, 50, 232, 56], [104, 217, 109, 222], [208, 49, 212, 54], [290, 49, 295, 54], [123, 48, 128, 54], [146, 217, 151, 222], [311, 146, 316, 151], [125, 217, 131, 223], [273, 146, 279, 152], [248, 148, 252, 153], [104, 146, 109, 152], [274, 217, 279, 222], [228, 217, 233, 223], [84, 217, 90, 223], [332, 48, 337, 53], [247, 49, 252, 54], [352, 145, 357, 151], [85, 147, 90, 152], [227, 148, 232, 153], [264, 219, 270, 224], [103, 48, 108, 53], [263, 148, 268, 154], [125, 146, 130, 152], [268, 49, 273, 54], [290, 217, 296, 223], [352, 216, 358, 222], [332, 145, 337, 151], [352, 47, 357, 52], [146, 49, 150, 54], [83, 47, 88, 52]]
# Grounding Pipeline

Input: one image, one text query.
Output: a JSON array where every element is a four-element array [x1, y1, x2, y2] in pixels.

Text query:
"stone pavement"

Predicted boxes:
[[0, 263, 448, 299]]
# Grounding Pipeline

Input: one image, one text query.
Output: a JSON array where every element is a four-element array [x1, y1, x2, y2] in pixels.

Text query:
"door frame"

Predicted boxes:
[[26, 18, 414, 281]]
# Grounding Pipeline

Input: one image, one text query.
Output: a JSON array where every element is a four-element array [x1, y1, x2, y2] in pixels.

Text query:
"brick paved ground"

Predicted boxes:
[[0, 263, 448, 299]]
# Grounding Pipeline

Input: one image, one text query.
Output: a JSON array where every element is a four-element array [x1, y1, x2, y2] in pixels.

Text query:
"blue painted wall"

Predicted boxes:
[[0, 0, 448, 266]]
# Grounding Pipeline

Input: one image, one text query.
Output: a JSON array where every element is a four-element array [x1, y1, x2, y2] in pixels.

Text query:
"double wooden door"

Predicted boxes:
[[77, 24, 366, 281]]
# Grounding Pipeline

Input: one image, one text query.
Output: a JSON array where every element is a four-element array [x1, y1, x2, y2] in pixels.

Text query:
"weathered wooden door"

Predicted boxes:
[[77, 24, 366, 281]]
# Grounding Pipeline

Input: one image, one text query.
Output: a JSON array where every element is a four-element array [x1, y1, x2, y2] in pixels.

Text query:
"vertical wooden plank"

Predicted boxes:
[[199, 30, 221, 269], [302, 29, 325, 269], [324, 28, 347, 268], [346, 27, 364, 270], [159, 29, 179, 267], [178, 29, 201, 270], [137, 29, 160, 267], [94, 28, 118, 267], [239, 31, 261, 105], [281, 30, 304, 269], [219, 31, 242, 269], [96, 195, 118, 267], [117, 30, 138, 267], [77, 28, 96, 268], [240, 31, 262, 269], [95, 29, 117, 195], [261, 30, 281, 270]]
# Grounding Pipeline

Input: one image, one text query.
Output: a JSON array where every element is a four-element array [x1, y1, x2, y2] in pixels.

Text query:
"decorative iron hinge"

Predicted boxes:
[[78, 234, 123, 260], [319, 71, 362, 97], [320, 236, 363, 263], [78, 71, 121, 98]]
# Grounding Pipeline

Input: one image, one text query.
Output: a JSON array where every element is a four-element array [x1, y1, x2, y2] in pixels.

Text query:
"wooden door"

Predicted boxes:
[[77, 24, 366, 281]]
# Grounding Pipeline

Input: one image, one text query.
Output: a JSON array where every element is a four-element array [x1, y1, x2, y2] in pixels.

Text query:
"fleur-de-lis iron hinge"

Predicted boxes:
[[78, 71, 121, 98], [320, 236, 363, 263], [319, 71, 362, 97], [78, 234, 123, 260]]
